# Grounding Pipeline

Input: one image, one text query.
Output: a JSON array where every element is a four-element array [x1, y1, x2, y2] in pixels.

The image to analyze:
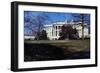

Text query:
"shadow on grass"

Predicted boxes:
[[24, 43, 90, 62]]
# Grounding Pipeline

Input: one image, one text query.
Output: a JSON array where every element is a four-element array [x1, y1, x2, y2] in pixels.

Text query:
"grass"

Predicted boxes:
[[25, 39, 90, 53], [24, 39, 90, 61]]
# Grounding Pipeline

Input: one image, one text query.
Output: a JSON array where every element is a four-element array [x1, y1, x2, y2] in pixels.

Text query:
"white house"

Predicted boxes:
[[24, 20, 89, 40], [43, 21, 89, 40]]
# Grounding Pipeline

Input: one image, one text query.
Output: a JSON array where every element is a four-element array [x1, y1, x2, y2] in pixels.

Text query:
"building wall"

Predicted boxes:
[[24, 36, 35, 40], [44, 22, 89, 40]]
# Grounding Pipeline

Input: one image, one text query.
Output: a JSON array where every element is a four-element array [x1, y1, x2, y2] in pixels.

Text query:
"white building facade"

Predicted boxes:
[[44, 21, 89, 40]]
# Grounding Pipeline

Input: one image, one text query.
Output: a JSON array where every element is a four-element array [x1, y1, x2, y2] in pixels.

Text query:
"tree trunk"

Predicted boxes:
[[81, 14, 85, 40], [82, 14, 84, 40], [82, 24, 84, 40]]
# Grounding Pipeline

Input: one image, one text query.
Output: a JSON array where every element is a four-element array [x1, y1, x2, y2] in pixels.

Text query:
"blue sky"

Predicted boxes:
[[24, 11, 90, 35], [24, 11, 90, 23]]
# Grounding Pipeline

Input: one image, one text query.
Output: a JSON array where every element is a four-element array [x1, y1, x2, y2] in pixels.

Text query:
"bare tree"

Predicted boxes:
[[59, 24, 78, 40], [72, 14, 89, 40], [24, 12, 38, 36], [24, 12, 50, 40]]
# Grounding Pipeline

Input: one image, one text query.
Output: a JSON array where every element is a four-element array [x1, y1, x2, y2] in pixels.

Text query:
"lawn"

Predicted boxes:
[[25, 39, 90, 53], [24, 39, 90, 61]]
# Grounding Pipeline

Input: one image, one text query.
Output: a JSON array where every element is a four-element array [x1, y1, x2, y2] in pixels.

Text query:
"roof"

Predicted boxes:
[[44, 21, 87, 27]]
